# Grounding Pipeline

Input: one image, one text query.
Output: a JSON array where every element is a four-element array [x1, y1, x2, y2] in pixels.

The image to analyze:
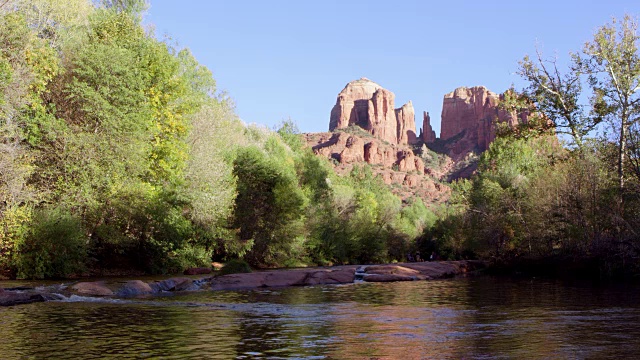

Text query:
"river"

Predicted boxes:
[[1, 276, 640, 359]]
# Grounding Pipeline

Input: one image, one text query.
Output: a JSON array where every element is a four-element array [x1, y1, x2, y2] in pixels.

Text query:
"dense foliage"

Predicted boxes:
[[0, 1, 435, 278], [429, 16, 640, 278], [1, 2, 638, 280]]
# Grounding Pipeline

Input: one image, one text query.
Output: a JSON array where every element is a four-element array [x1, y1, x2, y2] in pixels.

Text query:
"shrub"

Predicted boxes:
[[218, 259, 252, 276], [14, 208, 88, 279]]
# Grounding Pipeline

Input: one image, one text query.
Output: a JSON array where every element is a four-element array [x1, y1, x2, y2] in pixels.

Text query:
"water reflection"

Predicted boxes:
[[2, 277, 640, 358]]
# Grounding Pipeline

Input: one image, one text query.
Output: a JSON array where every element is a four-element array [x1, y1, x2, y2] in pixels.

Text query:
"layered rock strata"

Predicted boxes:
[[330, 78, 417, 145], [304, 132, 449, 203], [395, 101, 417, 145], [440, 86, 522, 159]]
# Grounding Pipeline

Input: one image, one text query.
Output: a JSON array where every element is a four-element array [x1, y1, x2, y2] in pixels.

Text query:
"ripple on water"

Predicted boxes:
[[2, 277, 640, 359]]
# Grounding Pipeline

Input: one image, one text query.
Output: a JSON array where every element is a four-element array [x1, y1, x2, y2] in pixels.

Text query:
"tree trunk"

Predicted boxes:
[[619, 121, 627, 191]]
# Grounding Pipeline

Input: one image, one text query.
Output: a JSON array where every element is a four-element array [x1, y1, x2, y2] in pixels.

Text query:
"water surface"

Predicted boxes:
[[2, 276, 639, 359]]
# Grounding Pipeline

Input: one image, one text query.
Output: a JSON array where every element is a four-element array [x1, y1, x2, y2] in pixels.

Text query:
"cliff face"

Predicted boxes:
[[304, 132, 449, 203], [329, 78, 380, 131], [440, 86, 520, 159], [304, 132, 424, 172], [395, 101, 417, 145], [309, 80, 527, 202], [330, 78, 417, 145]]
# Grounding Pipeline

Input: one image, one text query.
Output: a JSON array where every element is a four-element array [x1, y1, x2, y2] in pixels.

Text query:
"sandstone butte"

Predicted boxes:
[[439, 86, 524, 160], [329, 77, 418, 146], [306, 79, 525, 203], [0, 260, 485, 305]]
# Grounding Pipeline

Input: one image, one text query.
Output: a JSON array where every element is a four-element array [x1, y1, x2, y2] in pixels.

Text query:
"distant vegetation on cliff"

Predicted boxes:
[[0, 1, 638, 279]]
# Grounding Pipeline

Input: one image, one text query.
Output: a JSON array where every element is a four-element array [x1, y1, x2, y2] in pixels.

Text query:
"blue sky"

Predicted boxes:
[[146, 1, 640, 136]]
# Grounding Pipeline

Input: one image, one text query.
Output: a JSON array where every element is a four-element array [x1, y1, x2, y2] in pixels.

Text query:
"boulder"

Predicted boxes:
[[415, 156, 425, 174], [117, 280, 153, 297], [338, 135, 365, 164], [397, 150, 418, 172], [364, 141, 396, 167], [183, 267, 212, 275], [403, 174, 421, 187], [0, 292, 46, 306], [209, 273, 263, 291], [71, 281, 114, 296], [207, 261, 484, 289], [150, 277, 193, 292]]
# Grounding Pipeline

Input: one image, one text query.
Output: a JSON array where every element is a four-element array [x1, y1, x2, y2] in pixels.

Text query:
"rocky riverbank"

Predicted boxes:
[[0, 260, 484, 306]]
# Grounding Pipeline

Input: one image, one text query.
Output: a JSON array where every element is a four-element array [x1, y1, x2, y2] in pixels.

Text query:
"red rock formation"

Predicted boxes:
[[307, 132, 365, 164], [397, 150, 425, 173], [339, 135, 365, 164], [304, 130, 450, 202], [403, 174, 421, 187], [330, 78, 382, 131], [422, 111, 436, 144], [440, 86, 520, 159], [364, 141, 396, 167], [71, 281, 114, 296], [395, 101, 418, 145], [367, 88, 398, 144], [330, 78, 417, 145]]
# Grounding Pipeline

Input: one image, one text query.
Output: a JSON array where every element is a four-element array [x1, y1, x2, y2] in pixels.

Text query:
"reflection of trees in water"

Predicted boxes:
[[3, 280, 640, 358], [463, 277, 640, 358], [1, 302, 242, 358], [324, 280, 474, 359], [233, 287, 337, 358]]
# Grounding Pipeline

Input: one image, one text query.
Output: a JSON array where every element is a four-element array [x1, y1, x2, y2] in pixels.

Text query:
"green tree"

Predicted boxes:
[[466, 134, 563, 261], [232, 142, 307, 267], [14, 207, 87, 279], [579, 14, 640, 190], [517, 48, 597, 149], [0, 0, 92, 49]]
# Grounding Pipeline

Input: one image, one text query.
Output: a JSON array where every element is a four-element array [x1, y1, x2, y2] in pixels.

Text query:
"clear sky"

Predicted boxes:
[[146, 1, 640, 136]]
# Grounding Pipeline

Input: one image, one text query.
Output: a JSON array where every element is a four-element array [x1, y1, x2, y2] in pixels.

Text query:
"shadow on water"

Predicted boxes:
[[2, 277, 640, 358]]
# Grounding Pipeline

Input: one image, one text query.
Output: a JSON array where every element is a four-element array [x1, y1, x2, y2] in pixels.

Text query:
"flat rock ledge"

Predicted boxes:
[[0, 260, 484, 305], [361, 261, 482, 282], [67, 277, 197, 298], [208, 265, 359, 291], [0, 291, 47, 306], [207, 260, 484, 291]]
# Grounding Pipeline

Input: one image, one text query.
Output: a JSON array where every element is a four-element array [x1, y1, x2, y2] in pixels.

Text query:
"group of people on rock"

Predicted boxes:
[[406, 251, 438, 262]]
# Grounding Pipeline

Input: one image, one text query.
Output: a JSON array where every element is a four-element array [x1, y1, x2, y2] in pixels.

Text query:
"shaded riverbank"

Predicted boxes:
[[0, 260, 484, 306]]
